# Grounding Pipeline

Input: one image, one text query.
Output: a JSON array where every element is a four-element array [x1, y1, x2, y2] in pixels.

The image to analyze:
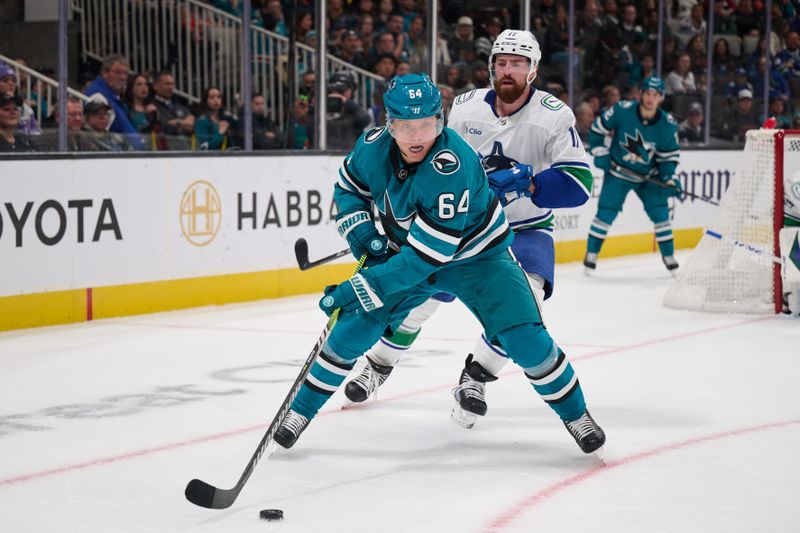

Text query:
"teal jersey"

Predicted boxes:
[[589, 101, 680, 183], [335, 126, 512, 298]]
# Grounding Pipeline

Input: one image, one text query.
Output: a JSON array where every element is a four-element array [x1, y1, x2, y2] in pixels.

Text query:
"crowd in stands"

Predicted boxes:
[[6, 0, 800, 152]]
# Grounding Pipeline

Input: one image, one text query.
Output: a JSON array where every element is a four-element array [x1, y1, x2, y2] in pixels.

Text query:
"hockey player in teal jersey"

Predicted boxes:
[[584, 76, 682, 273], [274, 73, 605, 454]]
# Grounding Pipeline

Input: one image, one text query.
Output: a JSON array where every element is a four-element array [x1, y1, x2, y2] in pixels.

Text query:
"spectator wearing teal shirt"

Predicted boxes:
[[194, 87, 237, 150]]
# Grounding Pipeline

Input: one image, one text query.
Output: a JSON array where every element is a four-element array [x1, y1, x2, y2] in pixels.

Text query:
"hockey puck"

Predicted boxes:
[[259, 509, 284, 521]]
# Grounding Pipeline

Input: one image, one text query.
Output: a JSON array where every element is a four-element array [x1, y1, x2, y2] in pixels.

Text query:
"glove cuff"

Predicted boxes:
[[349, 273, 384, 312], [337, 211, 372, 239]]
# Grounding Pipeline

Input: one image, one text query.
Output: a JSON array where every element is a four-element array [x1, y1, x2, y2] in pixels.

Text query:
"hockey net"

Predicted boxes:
[[663, 129, 789, 314]]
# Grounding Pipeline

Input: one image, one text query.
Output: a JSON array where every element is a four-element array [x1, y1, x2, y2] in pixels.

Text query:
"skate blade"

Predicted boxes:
[[450, 405, 477, 429], [583, 267, 594, 276], [592, 446, 606, 465]]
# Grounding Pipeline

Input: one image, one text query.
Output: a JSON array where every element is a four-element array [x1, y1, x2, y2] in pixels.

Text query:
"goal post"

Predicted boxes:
[[663, 129, 791, 314]]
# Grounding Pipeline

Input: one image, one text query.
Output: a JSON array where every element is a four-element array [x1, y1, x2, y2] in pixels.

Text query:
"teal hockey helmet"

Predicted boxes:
[[383, 73, 444, 142], [641, 76, 665, 95]]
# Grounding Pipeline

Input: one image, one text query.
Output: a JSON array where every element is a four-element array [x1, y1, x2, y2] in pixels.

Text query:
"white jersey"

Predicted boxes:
[[447, 88, 591, 233], [786, 171, 800, 226]]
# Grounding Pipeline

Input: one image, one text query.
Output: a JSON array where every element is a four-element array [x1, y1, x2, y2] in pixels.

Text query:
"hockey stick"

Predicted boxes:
[[294, 238, 350, 270], [185, 254, 368, 510], [611, 164, 720, 206], [704, 229, 782, 264]]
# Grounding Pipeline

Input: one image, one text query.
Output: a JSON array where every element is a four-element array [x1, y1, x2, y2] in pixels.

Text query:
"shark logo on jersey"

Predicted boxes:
[[364, 127, 386, 144], [377, 191, 415, 247], [620, 130, 654, 165], [479, 141, 521, 174], [431, 150, 460, 174]]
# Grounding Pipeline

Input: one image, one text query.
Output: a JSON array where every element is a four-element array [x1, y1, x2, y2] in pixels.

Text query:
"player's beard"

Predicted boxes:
[[494, 75, 526, 104]]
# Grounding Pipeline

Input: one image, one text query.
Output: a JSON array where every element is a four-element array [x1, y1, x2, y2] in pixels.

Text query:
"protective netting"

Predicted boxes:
[[663, 130, 779, 314]]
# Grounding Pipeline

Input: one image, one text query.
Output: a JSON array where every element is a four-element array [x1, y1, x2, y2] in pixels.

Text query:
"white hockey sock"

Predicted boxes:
[[471, 334, 511, 377], [368, 297, 444, 367]]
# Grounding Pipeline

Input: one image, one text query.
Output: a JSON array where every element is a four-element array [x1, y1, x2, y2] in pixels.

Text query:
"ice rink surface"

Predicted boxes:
[[1, 251, 799, 533]]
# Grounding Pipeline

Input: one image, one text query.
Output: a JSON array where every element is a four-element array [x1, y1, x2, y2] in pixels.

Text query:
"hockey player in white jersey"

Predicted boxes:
[[343, 29, 594, 428]]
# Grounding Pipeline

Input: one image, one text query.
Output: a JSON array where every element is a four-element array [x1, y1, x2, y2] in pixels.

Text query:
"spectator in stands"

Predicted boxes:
[[367, 31, 401, 69], [793, 109, 800, 130], [678, 102, 705, 144], [125, 73, 157, 149], [406, 15, 430, 73], [338, 30, 369, 69], [0, 63, 37, 137], [600, 85, 621, 113], [619, 4, 644, 49], [582, 90, 601, 115], [734, 0, 764, 37], [6, 59, 44, 135], [600, 0, 620, 29], [343, 0, 372, 30], [84, 54, 143, 149], [386, 13, 411, 59], [676, 4, 707, 47], [295, 11, 314, 42], [470, 60, 490, 89], [574, 102, 595, 143], [725, 67, 754, 100], [238, 93, 283, 150], [752, 55, 790, 102], [195, 87, 236, 150], [325, 74, 371, 150], [437, 83, 455, 118], [358, 15, 377, 47], [687, 34, 707, 73], [776, 31, 800, 79], [373, 52, 398, 81], [712, 38, 737, 79], [716, 89, 760, 142], [665, 54, 697, 95], [449, 17, 478, 64], [56, 96, 88, 151], [395, 59, 411, 76], [397, 0, 418, 32], [328, 0, 348, 33], [375, 0, 394, 31], [625, 84, 642, 101], [151, 70, 195, 150], [288, 96, 311, 149], [475, 17, 504, 63], [0, 94, 34, 152], [713, 0, 738, 34], [258, 0, 288, 36], [577, 0, 602, 71], [769, 97, 792, 128], [660, 35, 681, 77], [367, 80, 387, 127], [81, 95, 133, 151], [545, 4, 571, 66], [300, 71, 316, 101]]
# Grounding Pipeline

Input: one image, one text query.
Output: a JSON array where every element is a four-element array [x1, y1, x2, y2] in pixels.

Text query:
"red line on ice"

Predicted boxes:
[[0, 314, 779, 487], [482, 418, 800, 532]]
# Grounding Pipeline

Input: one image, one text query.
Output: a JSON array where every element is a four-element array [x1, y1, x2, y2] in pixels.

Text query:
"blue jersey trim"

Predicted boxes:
[[484, 87, 536, 119]]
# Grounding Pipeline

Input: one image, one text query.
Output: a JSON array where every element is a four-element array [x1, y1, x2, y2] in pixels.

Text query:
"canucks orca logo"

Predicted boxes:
[[791, 233, 800, 271], [431, 150, 460, 174], [479, 141, 521, 174], [455, 90, 477, 105], [364, 127, 385, 144], [620, 130, 653, 165]]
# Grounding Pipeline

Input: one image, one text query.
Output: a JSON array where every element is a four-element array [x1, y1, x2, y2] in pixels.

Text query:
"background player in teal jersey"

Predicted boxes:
[[584, 76, 682, 273], [274, 73, 605, 454]]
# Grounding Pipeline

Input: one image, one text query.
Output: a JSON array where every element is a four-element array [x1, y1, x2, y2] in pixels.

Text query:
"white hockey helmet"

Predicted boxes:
[[489, 29, 542, 86]]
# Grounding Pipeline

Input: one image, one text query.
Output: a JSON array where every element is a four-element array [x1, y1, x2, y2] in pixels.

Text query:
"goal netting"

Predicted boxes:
[[663, 129, 788, 314]]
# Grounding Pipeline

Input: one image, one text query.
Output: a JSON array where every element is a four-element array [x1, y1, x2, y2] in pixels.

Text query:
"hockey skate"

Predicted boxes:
[[662, 255, 679, 277], [344, 356, 394, 403], [563, 409, 606, 454], [583, 252, 598, 275], [451, 354, 496, 429], [274, 409, 309, 449]]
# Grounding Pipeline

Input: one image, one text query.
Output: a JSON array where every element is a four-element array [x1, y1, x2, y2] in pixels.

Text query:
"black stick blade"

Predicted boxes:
[[294, 238, 310, 270], [185, 478, 234, 509]]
